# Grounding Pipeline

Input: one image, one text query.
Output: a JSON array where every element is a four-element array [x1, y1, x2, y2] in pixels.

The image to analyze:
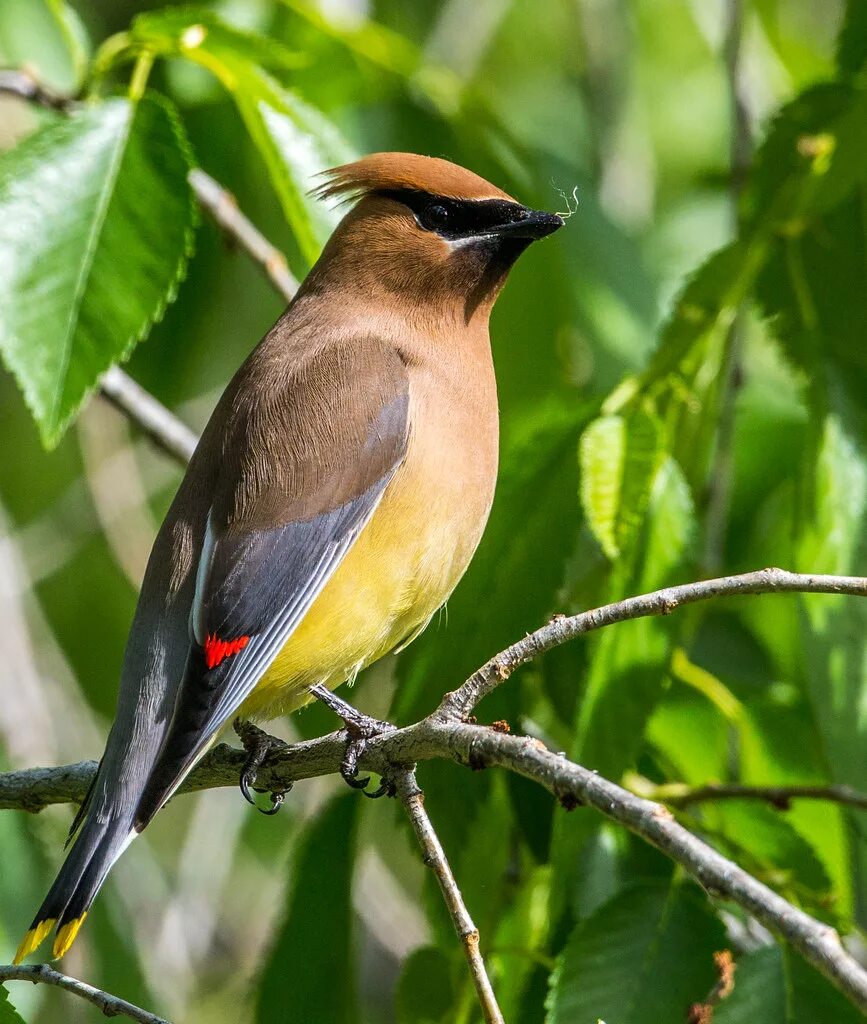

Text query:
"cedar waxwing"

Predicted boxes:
[[15, 152, 563, 962]]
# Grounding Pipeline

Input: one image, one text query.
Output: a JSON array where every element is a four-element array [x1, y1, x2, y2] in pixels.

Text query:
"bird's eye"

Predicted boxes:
[[419, 204, 450, 232]]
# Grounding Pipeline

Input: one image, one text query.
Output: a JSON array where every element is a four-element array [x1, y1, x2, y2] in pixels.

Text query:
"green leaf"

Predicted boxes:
[[44, 0, 89, 88], [714, 802, 833, 914], [714, 945, 864, 1023], [579, 408, 665, 560], [0, 94, 196, 447], [741, 694, 853, 920], [275, 0, 462, 112], [0, 987, 26, 1024], [395, 947, 455, 1024], [128, 6, 306, 74], [256, 794, 359, 1024], [574, 456, 695, 779], [233, 76, 353, 263], [129, 8, 354, 265], [545, 881, 725, 1024], [0, 0, 83, 93]]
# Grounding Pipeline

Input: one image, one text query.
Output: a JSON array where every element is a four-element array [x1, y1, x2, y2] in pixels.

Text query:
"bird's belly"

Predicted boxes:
[[238, 466, 490, 720]]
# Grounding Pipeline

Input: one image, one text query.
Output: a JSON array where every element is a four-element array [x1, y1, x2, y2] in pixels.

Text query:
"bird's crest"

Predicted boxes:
[[312, 152, 513, 204]]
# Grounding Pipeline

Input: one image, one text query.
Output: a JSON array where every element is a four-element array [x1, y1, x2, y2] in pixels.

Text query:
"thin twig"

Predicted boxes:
[[5, 570, 867, 1010], [632, 778, 867, 811], [99, 367, 199, 465], [188, 168, 299, 302], [0, 68, 72, 110], [393, 769, 504, 1024], [0, 964, 171, 1024], [439, 567, 867, 719]]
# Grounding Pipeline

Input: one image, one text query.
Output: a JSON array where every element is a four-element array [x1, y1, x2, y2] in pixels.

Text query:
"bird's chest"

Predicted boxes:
[[391, 360, 499, 590]]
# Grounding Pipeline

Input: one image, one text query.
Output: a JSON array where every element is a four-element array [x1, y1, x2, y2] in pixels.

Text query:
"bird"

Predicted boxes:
[[14, 152, 563, 963]]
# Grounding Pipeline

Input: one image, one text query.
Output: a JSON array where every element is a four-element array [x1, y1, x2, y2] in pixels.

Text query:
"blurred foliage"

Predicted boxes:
[[1, 0, 866, 1021]]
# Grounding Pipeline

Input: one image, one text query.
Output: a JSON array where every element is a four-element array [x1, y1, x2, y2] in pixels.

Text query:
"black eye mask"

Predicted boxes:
[[377, 189, 531, 241]]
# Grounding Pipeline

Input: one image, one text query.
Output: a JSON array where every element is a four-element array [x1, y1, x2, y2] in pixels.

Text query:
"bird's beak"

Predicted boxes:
[[485, 208, 564, 241]]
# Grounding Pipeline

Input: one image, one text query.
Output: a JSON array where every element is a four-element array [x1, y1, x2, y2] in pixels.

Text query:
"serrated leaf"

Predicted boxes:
[[0, 94, 196, 447], [715, 945, 864, 1023], [545, 881, 725, 1024], [0, 987, 25, 1024], [256, 794, 359, 1024], [579, 409, 665, 560], [128, 9, 354, 265]]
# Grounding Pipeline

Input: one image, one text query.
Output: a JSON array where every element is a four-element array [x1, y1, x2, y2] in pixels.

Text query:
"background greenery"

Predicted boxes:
[[1, 0, 866, 1021]]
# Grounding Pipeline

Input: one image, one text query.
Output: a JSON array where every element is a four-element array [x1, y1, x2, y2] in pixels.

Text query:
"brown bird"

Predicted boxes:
[[15, 152, 563, 962]]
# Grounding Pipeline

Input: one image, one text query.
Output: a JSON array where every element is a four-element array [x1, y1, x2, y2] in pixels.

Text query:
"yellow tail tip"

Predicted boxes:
[[52, 914, 87, 959], [13, 918, 56, 964]]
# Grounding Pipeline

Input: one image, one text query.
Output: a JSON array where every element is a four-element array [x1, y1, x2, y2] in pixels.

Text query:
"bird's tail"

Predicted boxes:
[[13, 812, 135, 963]]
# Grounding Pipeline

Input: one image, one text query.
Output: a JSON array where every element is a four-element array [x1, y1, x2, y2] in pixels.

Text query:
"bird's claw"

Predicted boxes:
[[309, 684, 397, 799], [234, 718, 291, 814]]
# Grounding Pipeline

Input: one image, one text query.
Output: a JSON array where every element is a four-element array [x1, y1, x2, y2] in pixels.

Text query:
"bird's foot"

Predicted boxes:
[[309, 684, 397, 799], [233, 718, 291, 814]]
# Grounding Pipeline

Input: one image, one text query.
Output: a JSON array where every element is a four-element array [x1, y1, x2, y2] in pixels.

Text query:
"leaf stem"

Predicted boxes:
[[128, 51, 154, 101]]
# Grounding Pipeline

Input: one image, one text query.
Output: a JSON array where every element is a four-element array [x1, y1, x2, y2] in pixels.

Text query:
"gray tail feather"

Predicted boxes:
[[28, 811, 133, 934]]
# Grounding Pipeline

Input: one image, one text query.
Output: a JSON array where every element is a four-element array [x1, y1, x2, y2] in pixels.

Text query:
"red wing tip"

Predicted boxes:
[[204, 633, 251, 670]]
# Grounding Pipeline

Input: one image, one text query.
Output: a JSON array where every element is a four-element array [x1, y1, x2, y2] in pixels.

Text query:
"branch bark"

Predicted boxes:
[[631, 778, 867, 812], [0, 964, 171, 1024], [394, 769, 504, 1024], [4, 569, 867, 1011]]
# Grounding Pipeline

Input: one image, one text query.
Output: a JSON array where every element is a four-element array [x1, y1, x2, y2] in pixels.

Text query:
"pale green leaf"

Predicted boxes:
[[234, 77, 353, 262], [579, 408, 665, 559], [44, 0, 89, 88], [0, 94, 196, 447]]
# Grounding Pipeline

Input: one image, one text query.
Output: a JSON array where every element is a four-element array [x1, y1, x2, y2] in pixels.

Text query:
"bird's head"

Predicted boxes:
[[307, 152, 564, 324]]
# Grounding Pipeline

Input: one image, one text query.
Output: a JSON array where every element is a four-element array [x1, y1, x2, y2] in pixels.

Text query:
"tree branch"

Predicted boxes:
[[0, 964, 171, 1024], [99, 366, 198, 465], [631, 778, 867, 812], [439, 567, 867, 720], [187, 168, 299, 303], [5, 569, 867, 1010], [394, 769, 504, 1024]]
